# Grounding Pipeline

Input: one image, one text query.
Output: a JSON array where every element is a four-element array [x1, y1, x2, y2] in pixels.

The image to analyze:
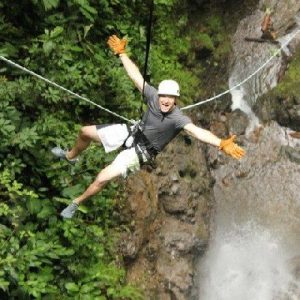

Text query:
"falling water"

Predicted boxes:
[[197, 3, 300, 299], [197, 122, 300, 300], [198, 224, 300, 300]]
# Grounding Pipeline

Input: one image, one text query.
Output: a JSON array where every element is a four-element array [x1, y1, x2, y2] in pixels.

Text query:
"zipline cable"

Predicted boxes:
[[0, 55, 134, 124], [0, 29, 299, 118], [181, 28, 300, 110]]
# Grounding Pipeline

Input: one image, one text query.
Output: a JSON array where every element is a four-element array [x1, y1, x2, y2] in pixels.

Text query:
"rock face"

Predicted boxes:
[[228, 0, 300, 133], [119, 1, 300, 298], [255, 93, 300, 131], [121, 133, 213, 299]]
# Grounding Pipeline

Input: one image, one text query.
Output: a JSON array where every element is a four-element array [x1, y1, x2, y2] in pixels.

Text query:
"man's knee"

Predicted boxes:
[[79, 125, 99, 142], [96, 164, 123, 183], [95, 172, 110, 187]]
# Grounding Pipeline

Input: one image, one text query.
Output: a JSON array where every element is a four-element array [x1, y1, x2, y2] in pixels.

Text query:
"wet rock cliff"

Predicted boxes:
[[120, 0, 300, 299], [120, 133, 214, 299]]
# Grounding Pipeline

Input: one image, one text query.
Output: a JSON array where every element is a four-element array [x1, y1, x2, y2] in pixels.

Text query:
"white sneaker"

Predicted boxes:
[[51, 147, 78, 165], [60, 202, 79, 219]]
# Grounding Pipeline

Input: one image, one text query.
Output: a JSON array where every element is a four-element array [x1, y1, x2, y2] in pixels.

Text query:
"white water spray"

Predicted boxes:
[[229, 80, 261, 135], [198, 223, 300, 300]]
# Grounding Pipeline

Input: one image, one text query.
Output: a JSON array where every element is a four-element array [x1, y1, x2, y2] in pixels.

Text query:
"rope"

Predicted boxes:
[[141, 0, 154, 108], [1, 28, 298, 118], [0, 55, 134, 124], [181, 29, 300, 111]]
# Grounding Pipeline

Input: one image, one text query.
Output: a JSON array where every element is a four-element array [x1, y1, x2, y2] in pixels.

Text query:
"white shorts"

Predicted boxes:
[[96, 124, 129, 153], [96, 124, 147, 177]]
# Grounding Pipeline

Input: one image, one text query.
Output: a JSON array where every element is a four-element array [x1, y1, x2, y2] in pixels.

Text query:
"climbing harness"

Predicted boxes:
[[124, 113, 158, 167], [124, 123, 158, 166], [133, 128, 158, 167], [181, 28, 300, 111]]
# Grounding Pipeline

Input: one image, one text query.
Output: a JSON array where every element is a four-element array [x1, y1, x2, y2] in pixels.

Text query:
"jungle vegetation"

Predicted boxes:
[[0, 0, 232, 298]]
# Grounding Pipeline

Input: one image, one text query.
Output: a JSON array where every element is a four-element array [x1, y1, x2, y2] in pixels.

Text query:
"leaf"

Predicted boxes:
[[37, 205, 55, 219], [83, 24, 93, 39], [81, 4, 97, 15], [43, 40, 55, 55], [0, 279, 9, 292], [79, 7, 96, 22], [42, 0, 60, 10], [26, 198, 42, 215], [65, 282, 79, 292], [197, 33, 214, 50], [0, 224, 11, 238], [80, 283, 94, 293], [62, 184, 85, 199], [78, 205, 88, 214], [50, 26, 64, 38], [0, 42, 19, 57], [69, 45, 83, 52]]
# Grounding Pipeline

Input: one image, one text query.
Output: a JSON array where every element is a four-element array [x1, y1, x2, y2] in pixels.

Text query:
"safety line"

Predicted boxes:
[[0, 55, 134, 124], [1, 28, 299, 118], [181, 29, 300, 111]]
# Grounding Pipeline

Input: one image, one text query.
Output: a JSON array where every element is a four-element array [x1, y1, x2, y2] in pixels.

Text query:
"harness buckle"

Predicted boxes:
[[124, 120, 158, 168]]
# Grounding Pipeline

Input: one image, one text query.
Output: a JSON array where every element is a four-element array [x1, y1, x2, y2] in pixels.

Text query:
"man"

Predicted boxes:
[[244, 8, 277, 44], [52, 35, 245, 219], [261, 8, 277, 40]]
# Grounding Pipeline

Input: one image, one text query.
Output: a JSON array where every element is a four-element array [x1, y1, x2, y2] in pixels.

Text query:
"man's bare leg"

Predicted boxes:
[[51, 125, 102, 163], [74, 163, 122, 205], [66, 125, 101, 160], [60, 163, 123, 218]]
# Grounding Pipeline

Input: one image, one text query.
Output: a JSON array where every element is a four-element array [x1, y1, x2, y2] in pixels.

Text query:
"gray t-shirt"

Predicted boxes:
[[140, 84, 192, 152]]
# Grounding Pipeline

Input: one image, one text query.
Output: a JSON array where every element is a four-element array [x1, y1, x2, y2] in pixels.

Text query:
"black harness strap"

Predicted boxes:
[[141, 0, 154, 108], [123, 120, 158, 166], [124, 0, 156, 167], [134, 128, 158, 167]]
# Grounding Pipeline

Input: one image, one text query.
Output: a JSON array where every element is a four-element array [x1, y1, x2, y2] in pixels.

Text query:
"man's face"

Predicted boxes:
[[158, 95, 176, 113]]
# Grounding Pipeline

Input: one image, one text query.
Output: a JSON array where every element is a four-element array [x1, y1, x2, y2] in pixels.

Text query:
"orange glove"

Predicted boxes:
[[107, 35, 127, 55], [219, 135, 245, 159]]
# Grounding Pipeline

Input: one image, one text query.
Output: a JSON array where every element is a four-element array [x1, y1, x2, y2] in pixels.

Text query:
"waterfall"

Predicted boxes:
[[197, 122, 300, 300], [197, 121, 300, 300], [198, 224, 299, 300], [196, 3, 300, 299]]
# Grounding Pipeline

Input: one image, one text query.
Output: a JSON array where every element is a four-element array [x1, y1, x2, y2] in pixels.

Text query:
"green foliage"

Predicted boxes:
[[195, 14, 231, 61], [275, 49, 300, 97], [0, 1, 154, 297], [0, 0, 209, 298], [197, 33, 215, 51], [0, 168, 142, 299], [41, 0, 60, 11]]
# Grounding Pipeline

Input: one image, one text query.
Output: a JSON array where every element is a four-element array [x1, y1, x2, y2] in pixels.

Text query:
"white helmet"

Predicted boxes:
[[158, 80, 180, 97]]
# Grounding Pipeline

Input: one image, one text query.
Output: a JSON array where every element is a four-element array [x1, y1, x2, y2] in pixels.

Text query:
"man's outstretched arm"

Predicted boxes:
[[119, 54, 144, 93], [107, 35, 145, 93], [184, 123, 245, 159], [184, 123, 221, 146]]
